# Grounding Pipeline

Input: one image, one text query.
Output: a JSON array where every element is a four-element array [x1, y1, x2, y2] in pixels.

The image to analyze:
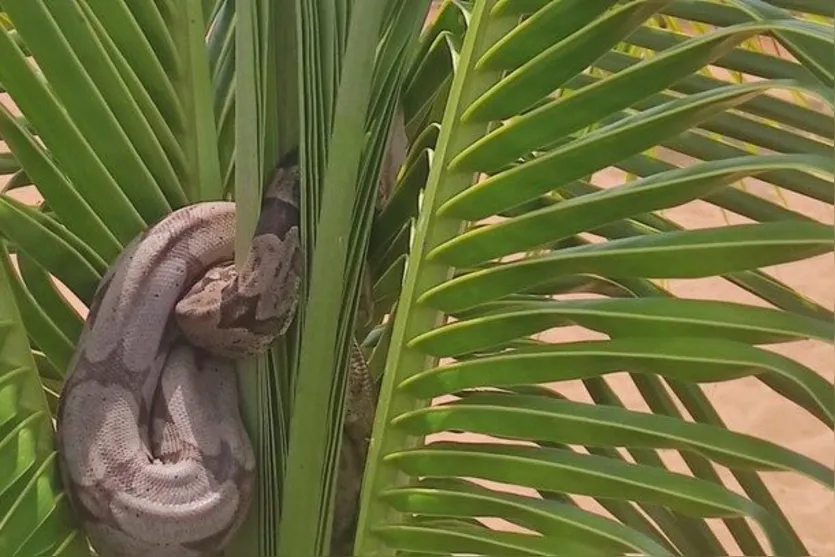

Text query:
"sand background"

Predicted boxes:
[[1, 4, 833, 555]]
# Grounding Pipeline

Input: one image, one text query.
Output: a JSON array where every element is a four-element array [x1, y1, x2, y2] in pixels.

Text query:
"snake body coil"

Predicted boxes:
[[56, 165, 304, 556]]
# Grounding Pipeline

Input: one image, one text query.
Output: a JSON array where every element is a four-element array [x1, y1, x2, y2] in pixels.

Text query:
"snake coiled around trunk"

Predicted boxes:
[[56, 161, 371, 557]]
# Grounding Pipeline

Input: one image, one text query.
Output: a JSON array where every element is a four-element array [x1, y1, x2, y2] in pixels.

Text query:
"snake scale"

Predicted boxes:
[[55, 158, 377, 557]]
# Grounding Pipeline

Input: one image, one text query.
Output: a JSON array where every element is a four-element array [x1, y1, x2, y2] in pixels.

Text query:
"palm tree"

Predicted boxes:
[[0, 0, 832, 555]]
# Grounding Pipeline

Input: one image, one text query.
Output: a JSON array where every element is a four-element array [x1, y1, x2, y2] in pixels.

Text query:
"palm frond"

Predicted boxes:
[[355, 1, 833, 555]]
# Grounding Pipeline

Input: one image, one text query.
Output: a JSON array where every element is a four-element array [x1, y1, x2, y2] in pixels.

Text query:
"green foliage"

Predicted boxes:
[[355, 1, 834, 556], [0, 245, 87, 555], [0, 0, 832, 556]]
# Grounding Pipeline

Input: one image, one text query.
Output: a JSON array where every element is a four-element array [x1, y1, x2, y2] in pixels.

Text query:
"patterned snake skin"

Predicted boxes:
[[55, 159, 377, 556]]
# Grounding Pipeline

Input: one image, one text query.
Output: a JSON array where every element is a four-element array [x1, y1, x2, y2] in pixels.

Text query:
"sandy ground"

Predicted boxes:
[[2, 7, 833, 555]]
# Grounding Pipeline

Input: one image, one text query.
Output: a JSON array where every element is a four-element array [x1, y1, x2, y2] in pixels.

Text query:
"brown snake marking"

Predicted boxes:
[[56, 160, 377, 557]]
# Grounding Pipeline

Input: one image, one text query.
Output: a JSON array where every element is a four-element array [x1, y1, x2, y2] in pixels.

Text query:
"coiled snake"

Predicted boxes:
[[55, 161, 376, 556]]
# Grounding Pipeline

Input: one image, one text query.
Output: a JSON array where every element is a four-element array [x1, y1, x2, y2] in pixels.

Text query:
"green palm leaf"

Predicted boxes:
[[0, 245, 87, 556], [0, 0, 831, 555], [355, 2, 833, 556]]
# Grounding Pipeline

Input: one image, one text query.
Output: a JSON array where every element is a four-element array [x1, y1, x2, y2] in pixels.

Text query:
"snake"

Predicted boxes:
[[55, 158, 377, 557]]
